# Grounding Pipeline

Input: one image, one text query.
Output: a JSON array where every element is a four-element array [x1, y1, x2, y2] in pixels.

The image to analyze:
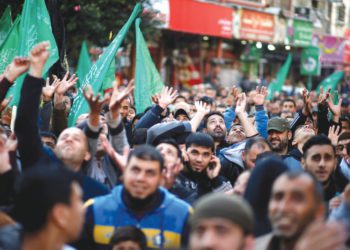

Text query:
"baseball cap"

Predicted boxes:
[[267, 117, 290, 132], [174, 102, 190, 119]]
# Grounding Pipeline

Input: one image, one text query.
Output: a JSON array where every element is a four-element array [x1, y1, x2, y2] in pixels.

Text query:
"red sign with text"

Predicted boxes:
[[169, 0, 233, 39], [239, 9, 275, 42]]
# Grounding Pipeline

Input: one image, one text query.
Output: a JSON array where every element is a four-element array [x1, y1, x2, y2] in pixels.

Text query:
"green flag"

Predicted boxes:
[[7, 0, 59, 106], [76, 40, 92, 89], [316, 71, 344, 94], [267, 53, 292, 100], [134, 18, 164, 113], [0, 15, 20, 75], [0, 6, 12, 45], [68, 4, 141, 127], [301, 46, 320, 76], [101, 58, 116, 93]]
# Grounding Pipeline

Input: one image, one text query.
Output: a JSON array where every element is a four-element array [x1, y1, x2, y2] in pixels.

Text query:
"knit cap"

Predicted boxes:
[[189, 193, 254, 234]]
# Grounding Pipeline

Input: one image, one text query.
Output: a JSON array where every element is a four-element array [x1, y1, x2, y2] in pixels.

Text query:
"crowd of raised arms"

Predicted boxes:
[[0, 41, 350, 250]]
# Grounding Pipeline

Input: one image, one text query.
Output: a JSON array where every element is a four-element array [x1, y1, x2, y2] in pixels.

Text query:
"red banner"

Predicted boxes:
[[344, 28, 350, 64], [169, 0, 233, 39], [239, 9, 275, 42]]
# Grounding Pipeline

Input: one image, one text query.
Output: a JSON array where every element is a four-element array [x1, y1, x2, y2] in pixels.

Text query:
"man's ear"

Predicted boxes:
[[84, 151, 91, 161], [288, 131, 292, 140], [243, 235, 255, 250], [242, 151, 246, 161]]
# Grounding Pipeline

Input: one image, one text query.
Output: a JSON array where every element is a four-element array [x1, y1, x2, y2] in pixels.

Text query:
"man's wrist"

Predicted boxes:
[[29, 67, 43, 78]]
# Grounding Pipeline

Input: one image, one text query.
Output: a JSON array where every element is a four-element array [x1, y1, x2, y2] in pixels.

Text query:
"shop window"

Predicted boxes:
[[337, 4, 345, 23]]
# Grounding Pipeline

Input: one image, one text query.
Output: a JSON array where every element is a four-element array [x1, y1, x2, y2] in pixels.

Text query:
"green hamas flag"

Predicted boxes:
[[101, 57, 116, 93], [267, 53, 292, 100], [7, 0, 59, 106], [134, 18, 164, 113], [316, 71, 344, 94], [68, 4, 141, 127], [76, 40, 92, 89], [0, 15, 20, 75], [0, 6, 12, 45]]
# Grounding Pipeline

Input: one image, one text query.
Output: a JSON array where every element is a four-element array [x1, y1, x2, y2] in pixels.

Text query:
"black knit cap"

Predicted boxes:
[[190, 193, 254, 235]]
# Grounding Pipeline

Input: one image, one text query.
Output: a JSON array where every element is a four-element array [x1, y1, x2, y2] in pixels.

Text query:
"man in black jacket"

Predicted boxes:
[[15, 42, 109, 201], [171, 132, 232, 204]]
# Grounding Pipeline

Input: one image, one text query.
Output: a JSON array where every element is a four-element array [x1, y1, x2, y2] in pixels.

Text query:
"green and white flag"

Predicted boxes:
[[134, 18, 164, 113], [7, 0, 59, 106], [267, 53, 292, 100], [0, 15, 20, 74], [316, 71, 344, 94], [0, 6, 12, 45], [68, 3, 141, 127], [76, 40, 92, 89]]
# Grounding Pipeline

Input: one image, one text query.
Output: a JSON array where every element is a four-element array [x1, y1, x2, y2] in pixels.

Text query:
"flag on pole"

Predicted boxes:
[[134, 18, 164, 113], [316, 70, 344, 94], [0, 15, 20, 74], [68, 3, 141, 127], [7, 0, 59, 106], [0, 6, 12, 45], [76, 40, 92, 89], [267, 53, 292, 100]]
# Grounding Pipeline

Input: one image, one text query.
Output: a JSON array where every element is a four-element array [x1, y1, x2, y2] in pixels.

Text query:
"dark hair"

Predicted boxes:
[[39, 131, 57, 143], [185, 132, 215, 152], [174, 95, 187, 102], [203, 112, 225, 128], [302, 135, 335, 158], [244, 137, 271, 153], [127, 144, 164, 170], [278, 171, 324, 204], [199, 96, 214, 106], [13, 166, 78, 233], [131, 128, 148, 147], [110, 226, 147, 250], [338, 132, 350, 143], [282, 98, 296, 108], [156, 138, 182, 161]]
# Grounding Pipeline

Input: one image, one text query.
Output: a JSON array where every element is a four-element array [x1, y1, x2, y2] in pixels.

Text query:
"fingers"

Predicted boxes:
[[30, 41, 50, 56]]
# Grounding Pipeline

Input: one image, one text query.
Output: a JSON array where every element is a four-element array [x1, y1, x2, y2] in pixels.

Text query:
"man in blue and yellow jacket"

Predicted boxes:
[[76, 145, 192, 250]]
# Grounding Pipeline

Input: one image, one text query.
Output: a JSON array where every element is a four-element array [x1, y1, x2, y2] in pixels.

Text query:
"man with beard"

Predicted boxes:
[[255, 171, 347, 250], [302, 135, 344, 202], [203, 112, 228, 154], [267, 117, 302, 171], [78, 145, 191, 250], [172, 132, 232, 204]]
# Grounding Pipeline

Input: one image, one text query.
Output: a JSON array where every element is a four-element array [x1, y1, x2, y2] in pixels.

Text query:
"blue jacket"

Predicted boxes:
[[90, 186, 191, 249], [223, 105, 268, 139]]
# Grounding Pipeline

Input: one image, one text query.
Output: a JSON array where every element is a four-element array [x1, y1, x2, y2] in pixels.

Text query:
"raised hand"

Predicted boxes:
[[161, 161, 183, 189], [0, 96, 12, 113], [101, 134, 129, 173], [55, 72, 78, 95], [194, 101, 210, 115], [328, 125, 341, 146], [327, 93, 342, 118], [83, 84, 109, 115], [235, 93, 247, 115], [302, 89, 313, 116], [157, 87, 178, 109], [109, 79, 134, 120], [230, 86, 239, 106], [206, 155, 221, 179], [317, 87, 330, 106], [29, 41, 50, 78], [252, 86, 267, 106], [4, 57, 30, 82], [42, 77, 60, 102]]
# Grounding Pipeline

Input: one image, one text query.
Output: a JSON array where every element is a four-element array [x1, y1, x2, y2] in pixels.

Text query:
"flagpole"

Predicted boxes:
[[307, 75, 312, 91]]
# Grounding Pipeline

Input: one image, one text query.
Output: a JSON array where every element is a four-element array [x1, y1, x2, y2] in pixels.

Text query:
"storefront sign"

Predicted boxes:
[[291, 19, 313, 47], [168, 0, 233, 39], [237, 9, 275, 42], [312, 34, 345, 64]]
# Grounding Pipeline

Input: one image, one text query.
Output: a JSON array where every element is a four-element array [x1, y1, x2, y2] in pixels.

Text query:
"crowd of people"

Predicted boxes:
[[0, 41, 350, 250]]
